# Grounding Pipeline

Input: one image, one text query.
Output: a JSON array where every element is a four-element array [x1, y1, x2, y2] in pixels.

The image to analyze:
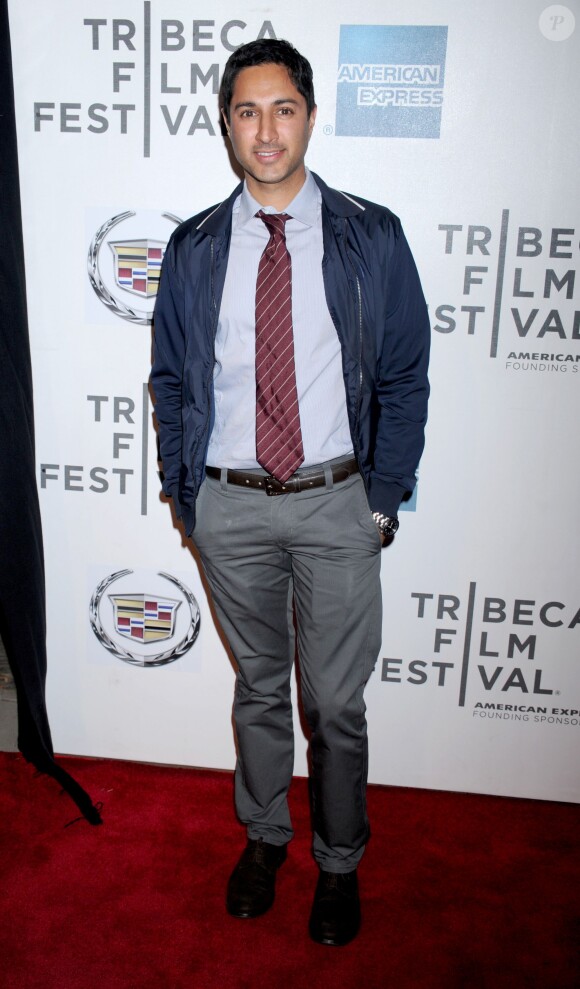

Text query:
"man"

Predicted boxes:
[[151, 39, 429, 946]]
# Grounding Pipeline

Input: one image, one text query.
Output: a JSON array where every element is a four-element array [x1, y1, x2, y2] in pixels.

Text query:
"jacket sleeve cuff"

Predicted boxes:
[[161, 480, 197, 535], [367, 477, 408, 518]]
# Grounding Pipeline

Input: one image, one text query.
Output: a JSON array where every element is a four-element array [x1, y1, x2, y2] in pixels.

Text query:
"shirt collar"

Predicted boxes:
[[237, 168, 319, 229]]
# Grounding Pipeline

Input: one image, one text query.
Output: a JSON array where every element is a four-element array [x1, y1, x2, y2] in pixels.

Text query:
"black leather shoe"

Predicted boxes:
[[309, 869, 360, 946], [226, 838, 287, 918]]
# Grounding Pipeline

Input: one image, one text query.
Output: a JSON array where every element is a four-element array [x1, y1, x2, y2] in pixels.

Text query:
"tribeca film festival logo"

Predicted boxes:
[[335, 25, 448, 139], [382, 584, 580, 726], [88, 210, 181, 324], [40, 391, 151, 513], [33, 4, 276, 156], [433, 216, 579, 373], [89, 569, 200, 666]]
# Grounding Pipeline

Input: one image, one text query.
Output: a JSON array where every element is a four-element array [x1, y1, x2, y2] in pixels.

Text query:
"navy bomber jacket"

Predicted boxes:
[[151, 171, 430, 537]]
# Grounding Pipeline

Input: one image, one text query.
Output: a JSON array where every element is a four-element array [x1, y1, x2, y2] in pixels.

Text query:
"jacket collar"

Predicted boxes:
[[196, 170, 365, 237], [311, 171, 366, 217]]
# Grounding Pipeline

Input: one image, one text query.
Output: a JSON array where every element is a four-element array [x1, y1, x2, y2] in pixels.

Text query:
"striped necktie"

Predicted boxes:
[[255, 211, 304, 482]]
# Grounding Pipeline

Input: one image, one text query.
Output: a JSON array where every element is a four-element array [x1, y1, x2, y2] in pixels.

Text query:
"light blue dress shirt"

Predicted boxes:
[[206, 169, 353, 470]]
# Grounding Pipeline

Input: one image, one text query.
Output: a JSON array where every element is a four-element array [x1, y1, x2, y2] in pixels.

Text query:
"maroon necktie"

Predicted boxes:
[[255, 211, 304, 482]]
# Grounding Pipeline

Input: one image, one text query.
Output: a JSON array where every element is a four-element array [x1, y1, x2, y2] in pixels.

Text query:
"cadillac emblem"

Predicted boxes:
[[87, 211, 181, 324], [89, 570, 200, 666]]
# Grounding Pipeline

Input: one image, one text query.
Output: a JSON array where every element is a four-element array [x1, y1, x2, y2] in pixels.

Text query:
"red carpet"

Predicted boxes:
[[1, 753, 578, 989]]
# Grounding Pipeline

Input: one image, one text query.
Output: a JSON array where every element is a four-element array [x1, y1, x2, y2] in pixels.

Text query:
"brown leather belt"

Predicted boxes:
[[205, 458, 359, 496]]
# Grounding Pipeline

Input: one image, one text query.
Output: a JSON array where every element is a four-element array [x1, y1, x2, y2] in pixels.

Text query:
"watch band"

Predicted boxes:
[[372, 512, 399, 536]]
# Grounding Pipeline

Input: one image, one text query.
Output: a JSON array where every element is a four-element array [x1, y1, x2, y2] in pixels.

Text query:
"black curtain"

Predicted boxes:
[[0, 0, 101, 824]]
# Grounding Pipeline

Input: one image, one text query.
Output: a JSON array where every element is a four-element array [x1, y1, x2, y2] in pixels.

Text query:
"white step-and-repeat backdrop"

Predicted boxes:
[[9, 1, 579, 802]]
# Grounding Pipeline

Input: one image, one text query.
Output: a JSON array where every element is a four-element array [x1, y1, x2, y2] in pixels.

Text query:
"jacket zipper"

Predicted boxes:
[[343, 219, 366, 490], [197, 238, 217, 485]]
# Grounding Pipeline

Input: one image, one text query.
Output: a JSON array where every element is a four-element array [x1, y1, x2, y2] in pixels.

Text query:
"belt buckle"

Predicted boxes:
[[264, 475, 284, 496]]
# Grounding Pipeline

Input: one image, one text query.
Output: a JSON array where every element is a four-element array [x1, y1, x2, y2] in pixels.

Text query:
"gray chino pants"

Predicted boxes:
[[192, 461, 383, 873]]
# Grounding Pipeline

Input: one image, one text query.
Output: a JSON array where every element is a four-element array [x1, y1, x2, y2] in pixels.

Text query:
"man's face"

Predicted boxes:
[[224, 62, 317, 207]]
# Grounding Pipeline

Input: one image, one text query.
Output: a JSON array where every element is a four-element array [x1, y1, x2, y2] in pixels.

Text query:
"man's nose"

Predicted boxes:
[[256, 113, 278, 144]]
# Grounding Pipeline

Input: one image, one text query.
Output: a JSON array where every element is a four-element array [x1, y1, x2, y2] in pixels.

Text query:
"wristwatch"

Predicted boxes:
[[372, 512, 399, 537]]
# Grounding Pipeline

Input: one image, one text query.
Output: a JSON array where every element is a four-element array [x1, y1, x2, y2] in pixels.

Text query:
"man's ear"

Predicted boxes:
[[308, 104, 318, 138], [221, 109, 231, 136]]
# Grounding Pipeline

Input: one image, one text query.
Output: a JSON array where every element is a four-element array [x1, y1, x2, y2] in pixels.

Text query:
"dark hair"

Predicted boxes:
[[219, 39, 316, 122]]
